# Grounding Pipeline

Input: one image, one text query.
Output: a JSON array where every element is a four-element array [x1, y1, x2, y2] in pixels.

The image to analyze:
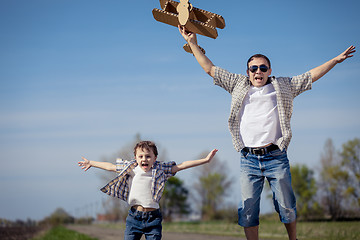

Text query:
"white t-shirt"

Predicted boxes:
[[239, 83, 282, 148], [127, 166, 159, 209]]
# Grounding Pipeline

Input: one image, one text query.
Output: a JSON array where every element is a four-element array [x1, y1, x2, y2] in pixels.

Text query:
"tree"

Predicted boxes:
[[193, 151, 232, 220], [318, 138, 348, 220], [160, 177, 190, 221], [291, 164, 321, 220], [339, 138, 360, 215], [41, 208, 74, 226]]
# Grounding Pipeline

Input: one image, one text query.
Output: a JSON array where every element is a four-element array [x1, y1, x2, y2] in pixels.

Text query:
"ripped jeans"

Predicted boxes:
[[238, 148, 296, 227]]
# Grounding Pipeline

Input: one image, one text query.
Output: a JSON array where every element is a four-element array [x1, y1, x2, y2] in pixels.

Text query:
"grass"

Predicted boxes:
[[34, 219, 360, 240], [162, 219, 360, 240], [298, 221, 360, 240], [31, 225, 98, 240]]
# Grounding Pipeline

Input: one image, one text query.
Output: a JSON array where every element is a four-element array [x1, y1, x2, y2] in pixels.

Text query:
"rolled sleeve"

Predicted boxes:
[[115, 158, 132, 172], [159, 161, 177, 178], [214, 66, 247, 94], [290, 71, 312, 97]]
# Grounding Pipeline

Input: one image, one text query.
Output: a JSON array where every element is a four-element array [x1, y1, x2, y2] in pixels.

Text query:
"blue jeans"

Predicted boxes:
[[124, 208, 162, 240], [238, 148, 296, 227]]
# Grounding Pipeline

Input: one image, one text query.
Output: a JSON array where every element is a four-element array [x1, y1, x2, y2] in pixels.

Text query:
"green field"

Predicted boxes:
[[31, 225, 97, 240], [162, 220, 360, 240], [31, 220, 360, 240]]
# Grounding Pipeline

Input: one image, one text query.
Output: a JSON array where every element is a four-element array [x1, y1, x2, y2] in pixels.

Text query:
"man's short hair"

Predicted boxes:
[[247, 54, 271, 69], [134, 141, 158, 157]]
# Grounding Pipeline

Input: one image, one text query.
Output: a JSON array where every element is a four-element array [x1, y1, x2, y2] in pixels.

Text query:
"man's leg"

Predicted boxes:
[[265, 149, 297, 240], [238, 150, 264, 240], [284, 221, 297, 240], [244, 226, 259, 240]]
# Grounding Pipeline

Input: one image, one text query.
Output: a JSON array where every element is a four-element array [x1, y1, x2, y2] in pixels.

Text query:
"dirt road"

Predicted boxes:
[[67, 224, 246, 240]]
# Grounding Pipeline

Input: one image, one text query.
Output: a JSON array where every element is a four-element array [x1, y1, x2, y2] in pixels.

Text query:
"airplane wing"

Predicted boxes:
[[153, 0, 225, 39], [153, 8, 218, 39]]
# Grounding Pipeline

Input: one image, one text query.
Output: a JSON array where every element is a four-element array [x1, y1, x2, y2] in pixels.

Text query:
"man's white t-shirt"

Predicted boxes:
[[239, 83, 282, 148]]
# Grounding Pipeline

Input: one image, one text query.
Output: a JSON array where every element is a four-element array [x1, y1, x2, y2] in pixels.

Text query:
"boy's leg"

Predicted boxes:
[[124, 209, 144, 240], [144, 209, 162, 240]]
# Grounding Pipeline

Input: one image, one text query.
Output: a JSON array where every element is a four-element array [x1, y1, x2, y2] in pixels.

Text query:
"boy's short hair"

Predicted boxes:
[[134, 141, 158, 157], [247, 54, 271, 69]]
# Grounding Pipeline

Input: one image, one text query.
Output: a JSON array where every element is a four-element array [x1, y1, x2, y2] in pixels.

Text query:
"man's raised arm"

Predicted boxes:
[[178, 25, 216, 78], [310, 45, 355, 83]]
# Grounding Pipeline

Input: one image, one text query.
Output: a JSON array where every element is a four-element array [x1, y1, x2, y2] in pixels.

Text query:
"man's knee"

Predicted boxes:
[[238, 198, 260, 227]]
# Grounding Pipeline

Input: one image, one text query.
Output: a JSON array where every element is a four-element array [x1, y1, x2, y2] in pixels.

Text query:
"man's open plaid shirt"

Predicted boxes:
[[213, 66, 313, 152], [101, 159, 176, 203]]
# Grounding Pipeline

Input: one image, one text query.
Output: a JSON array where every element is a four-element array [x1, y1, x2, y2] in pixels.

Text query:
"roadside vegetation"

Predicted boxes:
[[31, 225, 97, 240], [162, 219, 360, 240], [78, 217, 359, 240]]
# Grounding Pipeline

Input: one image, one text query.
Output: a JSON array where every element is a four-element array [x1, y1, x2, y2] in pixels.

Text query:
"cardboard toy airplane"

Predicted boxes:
[[152, 0, 225, 54]]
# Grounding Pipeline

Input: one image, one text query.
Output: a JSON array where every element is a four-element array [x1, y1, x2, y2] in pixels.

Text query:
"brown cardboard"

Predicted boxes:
[[152, 0, 225, 53], [177, 0, 193, 26], [183, 43, 205, 54]]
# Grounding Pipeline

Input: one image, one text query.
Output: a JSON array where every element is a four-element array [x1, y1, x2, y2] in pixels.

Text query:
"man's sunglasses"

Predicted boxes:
[[248, 65, 269, 73]]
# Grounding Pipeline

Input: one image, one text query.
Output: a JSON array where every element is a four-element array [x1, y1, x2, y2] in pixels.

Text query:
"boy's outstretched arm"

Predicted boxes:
[[171, 149, 218, 174], [178, 25, 216, 78], [78, 156, 117, 172], [310, 45, 356, 82]]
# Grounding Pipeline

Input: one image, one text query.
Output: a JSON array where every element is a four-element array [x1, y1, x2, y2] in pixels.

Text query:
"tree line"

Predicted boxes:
[[292, 138, 360, 220], [6, 136, 356, 226]]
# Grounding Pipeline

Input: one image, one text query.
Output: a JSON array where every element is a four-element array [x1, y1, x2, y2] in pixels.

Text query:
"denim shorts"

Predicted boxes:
[[124, 207, 162, 240], [238, 148, 296, 227]]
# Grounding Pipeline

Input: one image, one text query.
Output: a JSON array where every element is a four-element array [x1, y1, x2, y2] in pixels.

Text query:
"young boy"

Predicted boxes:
[[78, 140, 218, 240]]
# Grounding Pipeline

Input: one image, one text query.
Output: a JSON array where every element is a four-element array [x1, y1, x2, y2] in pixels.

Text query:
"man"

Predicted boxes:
[[178, 25, 355, 240]]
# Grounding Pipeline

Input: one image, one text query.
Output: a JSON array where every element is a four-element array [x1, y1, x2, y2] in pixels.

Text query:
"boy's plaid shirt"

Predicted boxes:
[[213, 66, 312, 152], [100, 159, 176, 203]]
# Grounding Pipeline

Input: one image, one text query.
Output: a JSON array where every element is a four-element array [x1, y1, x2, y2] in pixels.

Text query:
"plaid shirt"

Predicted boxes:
[[100, 159, 176, 203], [213, 66, 312, 151]]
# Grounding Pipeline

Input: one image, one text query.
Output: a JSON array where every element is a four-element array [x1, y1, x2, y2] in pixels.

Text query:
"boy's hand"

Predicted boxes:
[[171, 149, 219, 173], [78, 156, 91, 171], [204, 149, 218, 163]]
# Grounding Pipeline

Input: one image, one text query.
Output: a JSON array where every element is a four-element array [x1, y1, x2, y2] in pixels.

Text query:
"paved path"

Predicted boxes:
[[67, 224, 246, 240]]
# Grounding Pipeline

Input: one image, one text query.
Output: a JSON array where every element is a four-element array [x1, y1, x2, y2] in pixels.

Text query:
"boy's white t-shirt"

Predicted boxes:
[[127, 166, 159, 209], [239, 83, 282, 148]]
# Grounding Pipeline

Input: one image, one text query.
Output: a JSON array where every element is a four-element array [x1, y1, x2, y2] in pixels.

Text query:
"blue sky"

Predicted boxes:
[[1, 0, 359, 221]]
